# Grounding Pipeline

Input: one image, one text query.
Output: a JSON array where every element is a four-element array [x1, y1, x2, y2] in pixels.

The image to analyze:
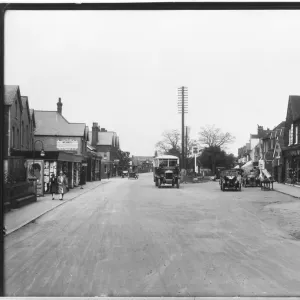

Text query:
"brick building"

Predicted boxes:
[[90, 123, 120, 177], [12, 98, 89, 193], [282, 96, 300, 185]]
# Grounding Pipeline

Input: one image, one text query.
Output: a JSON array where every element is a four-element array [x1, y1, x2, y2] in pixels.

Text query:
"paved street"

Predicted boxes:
[[5, 173, 300, 296]]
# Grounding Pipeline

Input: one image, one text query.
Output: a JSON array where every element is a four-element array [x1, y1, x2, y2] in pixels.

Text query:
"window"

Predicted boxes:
[[26, 125, 29, 147], [169, 160, 178, 167], [15, 101, 17, 118], [12, 127, 15, 148], [104, 165, 107, 173], [17, 129, 19, 148], [296, 125, 299, 144], [22, 121, 24, 147], [291, 124, 294, 145]]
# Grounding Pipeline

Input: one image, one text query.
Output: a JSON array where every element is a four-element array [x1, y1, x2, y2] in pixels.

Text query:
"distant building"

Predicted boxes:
[[131, 156, 154, 172], [90, 123, 120, 177]]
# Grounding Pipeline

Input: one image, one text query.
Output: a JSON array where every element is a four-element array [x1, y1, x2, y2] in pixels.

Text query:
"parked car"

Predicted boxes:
[[220, 169, 242, 191]]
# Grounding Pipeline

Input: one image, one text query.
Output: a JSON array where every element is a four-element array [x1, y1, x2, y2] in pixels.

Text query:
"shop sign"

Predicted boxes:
[[57, 139, 78, 151], [259, 159, 265, 170], [26, 159, 44, 196], [82, 163, 88, 167], [288, 149, 300, 156]]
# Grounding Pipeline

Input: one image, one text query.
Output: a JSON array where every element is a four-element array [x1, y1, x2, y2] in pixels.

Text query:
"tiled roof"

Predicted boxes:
[[34, 111, 86, 136], [4, 85, 21, 106], [289, 95, 300, 121], [273, 121, 285, 130]]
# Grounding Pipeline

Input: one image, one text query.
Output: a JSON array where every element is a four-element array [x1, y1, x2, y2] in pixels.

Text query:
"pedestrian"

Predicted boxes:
[[107, 169, 110, 180], [50, 173, 57, 200], [57, 171, 67, 200]]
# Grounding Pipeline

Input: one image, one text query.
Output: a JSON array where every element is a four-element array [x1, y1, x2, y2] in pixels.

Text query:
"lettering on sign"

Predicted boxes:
[[57, 139, 78, 151]]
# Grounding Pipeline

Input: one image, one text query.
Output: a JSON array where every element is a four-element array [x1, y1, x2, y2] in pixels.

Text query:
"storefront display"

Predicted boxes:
[[43, 161, 57, 193]]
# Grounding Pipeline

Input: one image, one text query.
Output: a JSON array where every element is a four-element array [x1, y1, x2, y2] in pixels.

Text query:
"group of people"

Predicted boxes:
[[49, 171, 68, 200]]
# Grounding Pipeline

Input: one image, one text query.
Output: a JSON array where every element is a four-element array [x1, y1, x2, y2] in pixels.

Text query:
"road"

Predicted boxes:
[[5, 173, 300, 296]]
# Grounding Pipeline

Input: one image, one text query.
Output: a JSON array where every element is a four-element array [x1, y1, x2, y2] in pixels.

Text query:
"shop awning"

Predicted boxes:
[[241, 161, 253, 171], [58, 152, 83, 163]]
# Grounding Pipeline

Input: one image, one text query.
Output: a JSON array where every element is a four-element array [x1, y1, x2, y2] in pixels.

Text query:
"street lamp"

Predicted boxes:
[[33, 140, 46, 160]]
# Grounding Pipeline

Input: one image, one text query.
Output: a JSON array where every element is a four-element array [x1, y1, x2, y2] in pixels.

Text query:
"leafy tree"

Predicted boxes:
[[198, 125, 235, 174], [117, 150, 131, 171]]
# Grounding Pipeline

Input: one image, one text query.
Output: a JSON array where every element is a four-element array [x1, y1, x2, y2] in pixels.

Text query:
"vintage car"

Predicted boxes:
[[128, 172, 138, 179], [153, 155, 180, 188], [242, 169, 260, 187], [121, 170, 128, 178], [220, 169, 242, 191]]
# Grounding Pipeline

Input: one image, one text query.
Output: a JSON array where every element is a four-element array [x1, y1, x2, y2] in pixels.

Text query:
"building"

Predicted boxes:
[[131, 156, 154, 173], [260, 121, 285, 182], [90, 123, 120, 177], [282, 96, 300, 185], [4, 85, 36, 210], [11, 98, 89, 194]]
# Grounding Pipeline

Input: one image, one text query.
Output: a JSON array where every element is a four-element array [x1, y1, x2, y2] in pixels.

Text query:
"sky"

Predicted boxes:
[[5, 9, 300, 156]]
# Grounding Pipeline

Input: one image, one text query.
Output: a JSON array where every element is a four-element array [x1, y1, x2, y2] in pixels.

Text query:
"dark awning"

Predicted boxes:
[[58, 152, 83, 163]]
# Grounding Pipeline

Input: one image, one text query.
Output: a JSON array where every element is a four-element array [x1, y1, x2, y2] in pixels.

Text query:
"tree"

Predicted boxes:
[[198, 125, 235, 174], [198, 146, 236, 174], [117, 150, 131, 171], [155, 130, 181, 157], [198, 124, 235, 149]]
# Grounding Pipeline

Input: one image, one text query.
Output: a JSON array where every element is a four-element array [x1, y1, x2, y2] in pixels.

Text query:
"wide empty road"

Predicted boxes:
[[5, 173, 300, 296]]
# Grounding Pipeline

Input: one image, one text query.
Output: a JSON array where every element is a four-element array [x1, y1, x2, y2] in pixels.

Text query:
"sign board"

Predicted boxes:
[[82, 163, 88, 167], [258, 159, 265, 170], [57, 139, 78, 151], [193, 147, 198, 154], [27, 159, 44, 196]]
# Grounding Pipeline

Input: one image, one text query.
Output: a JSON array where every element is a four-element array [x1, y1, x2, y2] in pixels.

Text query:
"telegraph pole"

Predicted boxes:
[[177, 86, 188, 169]]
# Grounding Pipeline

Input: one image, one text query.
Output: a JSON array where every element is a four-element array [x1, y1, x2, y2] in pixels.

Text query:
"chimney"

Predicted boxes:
[[57, 98, 63, 114], [92, 122, 99, 146], [101, 128, 106, 132]]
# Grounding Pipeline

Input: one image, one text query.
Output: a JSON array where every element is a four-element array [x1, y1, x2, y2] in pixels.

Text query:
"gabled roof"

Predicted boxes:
[[273, 121, 285, 130], [4, 85, 23, 109], [34, 110, 86, 137], [288, 96, 300, 121]]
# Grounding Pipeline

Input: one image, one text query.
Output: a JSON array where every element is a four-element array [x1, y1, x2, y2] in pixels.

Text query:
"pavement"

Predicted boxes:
[[4, 173, 300, 296], [272, 182, 300, 199], [4, 178, 114, 235]]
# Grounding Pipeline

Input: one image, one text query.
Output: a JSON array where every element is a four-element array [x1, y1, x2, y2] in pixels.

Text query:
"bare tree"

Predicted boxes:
[[155, 130, 181, 155], [198, 125, 235, 149]]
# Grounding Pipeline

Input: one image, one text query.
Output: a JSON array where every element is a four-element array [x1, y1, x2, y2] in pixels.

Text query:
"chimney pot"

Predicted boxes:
[[57, 98, 63, 114]]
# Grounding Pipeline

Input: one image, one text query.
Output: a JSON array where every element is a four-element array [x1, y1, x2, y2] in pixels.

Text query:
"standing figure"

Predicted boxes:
[[107, 169, 110, 180], [50, 173, 57, 200], [57, 171, 67, 200]]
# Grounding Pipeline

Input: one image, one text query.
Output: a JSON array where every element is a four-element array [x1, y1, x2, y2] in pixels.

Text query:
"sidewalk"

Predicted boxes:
[[4, 179, 111, 235], [273, 182, 300, 199]]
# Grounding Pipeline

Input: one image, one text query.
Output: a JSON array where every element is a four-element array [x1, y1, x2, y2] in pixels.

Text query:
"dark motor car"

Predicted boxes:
[[242, 169, 260, 187], [220, 169, 242, 191]]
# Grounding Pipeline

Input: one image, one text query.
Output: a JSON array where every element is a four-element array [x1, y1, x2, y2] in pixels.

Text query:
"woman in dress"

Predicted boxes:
[[50, 173, 57, 200], [57, 171, 67, 200]]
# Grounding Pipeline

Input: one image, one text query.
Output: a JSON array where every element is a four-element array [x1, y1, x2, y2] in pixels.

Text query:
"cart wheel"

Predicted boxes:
[[239, 184, 242, 191]]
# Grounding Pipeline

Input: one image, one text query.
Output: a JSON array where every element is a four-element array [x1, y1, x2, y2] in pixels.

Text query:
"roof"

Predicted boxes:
[[97, 131, 116, 146], [4, 85, 22, 108], [289, 95, 300, 121], [34, 110, 86, 136], [273, 121, 285, 130], [155, 155, 179, 160], [21, 96, 31, 121]]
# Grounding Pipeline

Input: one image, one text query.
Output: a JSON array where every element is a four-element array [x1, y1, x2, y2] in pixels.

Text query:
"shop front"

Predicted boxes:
[[11, 150, 84, 194], [283, 148, 300, 185]]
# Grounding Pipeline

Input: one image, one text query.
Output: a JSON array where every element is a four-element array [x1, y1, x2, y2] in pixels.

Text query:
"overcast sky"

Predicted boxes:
[[5, 10, 300, 156]]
